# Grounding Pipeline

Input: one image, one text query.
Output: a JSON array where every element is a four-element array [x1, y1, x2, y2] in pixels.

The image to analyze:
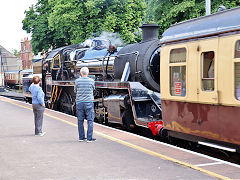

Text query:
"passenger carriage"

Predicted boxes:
[[160, 7, 240, 152], [5, 69, 33, 88]]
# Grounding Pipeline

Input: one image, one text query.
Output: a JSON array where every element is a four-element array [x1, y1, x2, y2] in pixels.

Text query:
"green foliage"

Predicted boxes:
[[12, 49, 19, 57], [48, 0, 146, 44], [23, 0, 240, 54], [22, 0, 67, 54], [145, 0, 240, 35], [22, 0, 146, 53], [211, 0, 240, 12]]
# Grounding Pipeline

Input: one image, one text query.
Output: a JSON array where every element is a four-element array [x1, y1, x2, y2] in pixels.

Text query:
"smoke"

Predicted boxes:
[[98, 31, 125, 47], [83, 31, 125, 47]]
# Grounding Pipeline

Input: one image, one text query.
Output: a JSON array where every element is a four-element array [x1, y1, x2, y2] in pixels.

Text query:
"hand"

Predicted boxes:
[[42, 104, 45, 107]]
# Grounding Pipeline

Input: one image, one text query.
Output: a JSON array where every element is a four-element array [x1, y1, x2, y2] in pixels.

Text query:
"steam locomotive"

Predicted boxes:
[[40, 24, 163, 136], [27, 6, 240, 153]]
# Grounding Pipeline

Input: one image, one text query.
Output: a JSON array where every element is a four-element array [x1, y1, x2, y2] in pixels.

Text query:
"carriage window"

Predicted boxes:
[[201, 51, 214, 91], [170, 66, 186, 96], [52, 54, 61, 69], [170, 48, 186, 63], [235, 62, 240, 100], [234, 40, 240, 58], [170, 48, 186, 97]]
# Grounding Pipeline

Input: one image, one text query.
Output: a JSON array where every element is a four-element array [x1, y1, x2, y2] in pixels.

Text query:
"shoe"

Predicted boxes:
[[35, 132, 46, 136], [87, 138, 96, 143], [78, 138, 87, 142]]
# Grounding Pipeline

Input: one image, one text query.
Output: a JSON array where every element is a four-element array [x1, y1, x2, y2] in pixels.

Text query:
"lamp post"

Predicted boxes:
[[0, 50, 3, 87], [0, 52, 7, 89], [206, 0, 211, 15]]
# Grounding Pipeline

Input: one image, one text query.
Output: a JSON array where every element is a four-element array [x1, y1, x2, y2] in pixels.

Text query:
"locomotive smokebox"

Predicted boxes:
[[114, 24, 161, 92], [140, 24, 159, 42]]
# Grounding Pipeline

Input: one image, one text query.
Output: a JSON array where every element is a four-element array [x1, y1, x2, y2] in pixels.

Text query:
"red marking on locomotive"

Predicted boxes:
[[148, 121, 163, 136]]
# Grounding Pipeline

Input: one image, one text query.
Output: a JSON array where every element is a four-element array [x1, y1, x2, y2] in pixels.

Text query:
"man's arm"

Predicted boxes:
[[37, 89, 45, 106], [93, 81, 95, 90], [29, 83, 33, 93], [74, 79, 77, 93]]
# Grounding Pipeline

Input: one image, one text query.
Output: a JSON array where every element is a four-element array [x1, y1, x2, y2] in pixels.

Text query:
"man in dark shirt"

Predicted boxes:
[[74, 67, 96, 142]]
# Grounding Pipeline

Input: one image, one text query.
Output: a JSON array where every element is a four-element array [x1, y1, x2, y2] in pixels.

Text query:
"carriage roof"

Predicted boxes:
[[21, 69, 33, 73], [160, 6, 240, 44], [5, 70, 19, 74]]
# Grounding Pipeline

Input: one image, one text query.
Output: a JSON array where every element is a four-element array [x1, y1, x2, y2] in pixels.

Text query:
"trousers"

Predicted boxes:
[[76, 102, 95, 141], [32, 104, 45, 134]]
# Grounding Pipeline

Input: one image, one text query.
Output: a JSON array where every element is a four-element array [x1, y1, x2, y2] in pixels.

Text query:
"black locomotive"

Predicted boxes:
[[40, 24, 163, 136]]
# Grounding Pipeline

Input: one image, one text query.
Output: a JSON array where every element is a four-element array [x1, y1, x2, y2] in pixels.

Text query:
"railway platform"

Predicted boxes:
[[0, 96, 240, 180], [0, 89, 25, 100]]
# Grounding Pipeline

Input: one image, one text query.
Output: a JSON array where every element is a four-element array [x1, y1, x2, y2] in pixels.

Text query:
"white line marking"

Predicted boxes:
[[195, 162, 224, 167], [199, 141, 236, 152], [2, 96, 240, 169]]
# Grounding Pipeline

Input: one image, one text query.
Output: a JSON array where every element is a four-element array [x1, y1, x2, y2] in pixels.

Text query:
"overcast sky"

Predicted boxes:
[[0, 0, 37, 52]]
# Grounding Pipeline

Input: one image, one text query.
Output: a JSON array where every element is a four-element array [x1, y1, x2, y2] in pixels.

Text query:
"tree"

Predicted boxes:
[[12, 49, 19, 57], [22, 0, 68, 54], [144, 0, 240, 35], [22, 0, 146, 53], [48, 0, 146, 44]]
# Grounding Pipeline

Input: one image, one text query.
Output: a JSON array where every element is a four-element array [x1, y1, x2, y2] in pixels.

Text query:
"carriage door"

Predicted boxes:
[[198, 39, 218, 104], [196, 39, 219, 139]]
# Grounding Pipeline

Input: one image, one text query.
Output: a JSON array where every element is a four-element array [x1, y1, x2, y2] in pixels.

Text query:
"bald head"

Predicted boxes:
[[80, 67, 89, 77]]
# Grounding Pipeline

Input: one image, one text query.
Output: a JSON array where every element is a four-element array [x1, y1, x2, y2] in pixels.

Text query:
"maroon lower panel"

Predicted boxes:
[[6, 80, 17, 85], [162, 100, 240, 145]]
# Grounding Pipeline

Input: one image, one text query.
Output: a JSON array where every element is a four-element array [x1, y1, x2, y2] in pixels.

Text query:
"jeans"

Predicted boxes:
[[76, 102, 95, 141], [32, 104, 45, 134]]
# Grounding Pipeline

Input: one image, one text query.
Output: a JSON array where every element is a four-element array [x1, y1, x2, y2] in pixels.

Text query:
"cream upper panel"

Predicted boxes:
[[161, 34, 240, 107], [160, 43, 191, 101], [161, 40, 208, 103], [218, 34, 240, 106]]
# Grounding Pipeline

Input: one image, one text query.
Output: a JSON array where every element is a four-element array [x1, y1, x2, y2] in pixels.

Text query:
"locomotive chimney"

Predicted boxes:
[[140, 24, 159, 42]]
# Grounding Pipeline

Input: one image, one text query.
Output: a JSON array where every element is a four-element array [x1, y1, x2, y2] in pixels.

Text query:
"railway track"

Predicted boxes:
[[99, 119, 240, 165], [0, 94, 25, 101], [0, 89, 25, 102]]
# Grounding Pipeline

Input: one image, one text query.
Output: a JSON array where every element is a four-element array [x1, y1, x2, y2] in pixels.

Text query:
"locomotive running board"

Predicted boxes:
[[198, 141, 236, 152]]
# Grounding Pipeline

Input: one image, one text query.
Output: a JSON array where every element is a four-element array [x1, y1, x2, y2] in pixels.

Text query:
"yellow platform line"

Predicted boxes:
[[2, 98, 231, 180]]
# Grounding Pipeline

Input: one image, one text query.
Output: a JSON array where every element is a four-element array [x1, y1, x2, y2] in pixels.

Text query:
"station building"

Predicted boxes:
[[0, 45, 22, 86]]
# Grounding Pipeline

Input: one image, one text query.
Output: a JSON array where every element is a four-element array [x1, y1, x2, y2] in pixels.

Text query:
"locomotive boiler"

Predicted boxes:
[[41, 24, 163, 136]]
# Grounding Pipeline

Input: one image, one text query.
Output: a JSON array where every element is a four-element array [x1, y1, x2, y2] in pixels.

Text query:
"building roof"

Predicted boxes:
[[0, 45, 16, 58]]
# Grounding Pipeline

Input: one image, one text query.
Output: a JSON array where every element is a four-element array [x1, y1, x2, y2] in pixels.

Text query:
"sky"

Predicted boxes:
[[0, 0, 37, 53]]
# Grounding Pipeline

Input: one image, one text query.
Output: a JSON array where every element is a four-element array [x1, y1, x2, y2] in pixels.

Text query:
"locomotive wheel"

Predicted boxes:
[[58, 91, 74, 115], [95, 114, 104, 124], [25, 97, 32, 104]]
